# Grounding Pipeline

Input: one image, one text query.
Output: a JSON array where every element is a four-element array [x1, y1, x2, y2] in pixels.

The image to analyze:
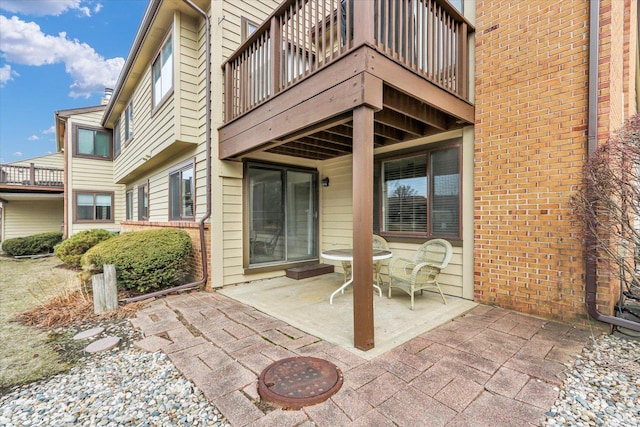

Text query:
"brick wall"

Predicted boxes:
[[121, 221, 212, 289], [475, 0, 593, 324]]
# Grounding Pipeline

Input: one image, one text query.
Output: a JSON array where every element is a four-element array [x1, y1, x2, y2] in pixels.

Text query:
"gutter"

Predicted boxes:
[[125, 0, 211, 303], [584, 0, 640, 331]]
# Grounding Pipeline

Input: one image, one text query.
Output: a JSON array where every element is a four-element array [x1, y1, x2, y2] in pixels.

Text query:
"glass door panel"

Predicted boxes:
[[249, 168, 284, 264], [286, 171, 317, 261]]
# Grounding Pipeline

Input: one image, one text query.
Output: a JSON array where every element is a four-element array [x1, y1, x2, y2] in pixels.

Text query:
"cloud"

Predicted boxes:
[[43, 126, 56, 134], [28, 135, 40, 141], [13, 151, 23, 157], [0, 64, 19, 87], [0, 1, 93, 17], [0, 15, 124, 98]]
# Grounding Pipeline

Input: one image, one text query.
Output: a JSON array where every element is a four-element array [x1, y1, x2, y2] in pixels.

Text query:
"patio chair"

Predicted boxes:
[[388, 239, 452, 309], [342, 235, 390, 287]]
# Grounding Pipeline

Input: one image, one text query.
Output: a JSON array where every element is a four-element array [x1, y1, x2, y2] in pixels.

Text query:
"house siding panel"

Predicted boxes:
[[2, 199, 63, 241], [66, 112, 122, 236], [9, 153, 63, 169]]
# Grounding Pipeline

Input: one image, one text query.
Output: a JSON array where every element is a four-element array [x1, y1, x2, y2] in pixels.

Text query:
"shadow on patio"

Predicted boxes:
[[218, 272, 477, 359]]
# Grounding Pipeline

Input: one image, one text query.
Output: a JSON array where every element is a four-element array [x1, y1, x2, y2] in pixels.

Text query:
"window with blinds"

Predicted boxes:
[[379, 144, 460, 238]]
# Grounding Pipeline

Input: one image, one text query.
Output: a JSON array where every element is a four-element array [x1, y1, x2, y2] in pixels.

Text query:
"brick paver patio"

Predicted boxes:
[[131, 292, 591, 427]]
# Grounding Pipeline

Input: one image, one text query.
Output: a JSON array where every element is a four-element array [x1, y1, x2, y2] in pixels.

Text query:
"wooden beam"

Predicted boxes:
[[365, 47, 475, 124], [220, 72, 383, 159], [220, 75, 369, 158], [375, 109, 425, 137], [383, 86, 449, 130], [352, 106, 375, 351]]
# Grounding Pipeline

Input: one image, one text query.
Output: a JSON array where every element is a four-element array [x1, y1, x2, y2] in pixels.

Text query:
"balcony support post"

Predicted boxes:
[[352, 105, 375, 351]]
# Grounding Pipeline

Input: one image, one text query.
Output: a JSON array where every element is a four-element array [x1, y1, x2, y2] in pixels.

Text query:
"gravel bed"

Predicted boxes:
[[0, 321, 229, 427], [544, 333, 640, 427]]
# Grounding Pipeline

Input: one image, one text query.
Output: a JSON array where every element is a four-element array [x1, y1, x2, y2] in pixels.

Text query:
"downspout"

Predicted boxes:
[[585, 0, 640, 331], [126, 0, 211, 303]]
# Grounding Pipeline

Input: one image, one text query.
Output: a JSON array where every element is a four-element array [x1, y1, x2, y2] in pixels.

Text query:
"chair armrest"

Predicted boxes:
[[410, 262, 441, 283], [389, 257, 417, 278]]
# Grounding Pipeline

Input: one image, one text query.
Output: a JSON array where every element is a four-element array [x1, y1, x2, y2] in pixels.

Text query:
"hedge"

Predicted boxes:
[[81, 228, 192, 293], [2, 231, 63, 257], [54, 229, 115, 268]]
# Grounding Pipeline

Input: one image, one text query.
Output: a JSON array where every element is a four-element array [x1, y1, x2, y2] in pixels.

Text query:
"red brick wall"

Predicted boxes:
[[121, 221, 212, 289], [475, 1, 593, 323]]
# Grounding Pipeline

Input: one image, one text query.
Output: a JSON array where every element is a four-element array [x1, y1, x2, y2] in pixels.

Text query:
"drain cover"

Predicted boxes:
[[258, 356, 343, 409]]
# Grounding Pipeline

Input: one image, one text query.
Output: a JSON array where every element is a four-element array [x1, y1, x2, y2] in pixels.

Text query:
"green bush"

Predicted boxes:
[[54, 229, 115, 268], [2, 231, 63, 257], [81, 228, 193, 293]]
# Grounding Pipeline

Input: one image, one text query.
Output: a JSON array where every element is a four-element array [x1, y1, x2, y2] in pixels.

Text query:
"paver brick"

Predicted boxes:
[[378, 386, 457, 427], [331, 386, 373, 421], [516, 378, 560, 410], [213, 391, 263, 427], [357, 372, 406, 406], [303, 398, 352, 427], [484, 366, 530, 398]]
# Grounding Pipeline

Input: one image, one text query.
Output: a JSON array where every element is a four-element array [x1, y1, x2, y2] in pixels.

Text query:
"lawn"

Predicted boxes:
[[0, 256, 80, 393]]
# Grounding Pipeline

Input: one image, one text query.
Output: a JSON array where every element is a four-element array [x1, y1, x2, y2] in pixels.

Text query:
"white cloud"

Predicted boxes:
[[0, 15, 125, 98], [0, 1, 92, 17], [13, 151, 23, 157], [28, 135, 40, 141], [43, 126, 56, 134], [0, 63, 19, 87]]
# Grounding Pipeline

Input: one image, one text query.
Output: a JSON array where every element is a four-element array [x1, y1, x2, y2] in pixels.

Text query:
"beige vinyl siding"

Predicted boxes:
[[114, 11, 208, 222], [221, 1, 281, 59], [2, 198, 63, 241], [317, 134, 467, 299], [66, 112, 122, 236], [8, 153, 63, 169]]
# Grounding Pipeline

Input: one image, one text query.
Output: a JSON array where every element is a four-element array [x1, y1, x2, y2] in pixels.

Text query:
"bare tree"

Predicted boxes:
[[572, 114, 640, 299]]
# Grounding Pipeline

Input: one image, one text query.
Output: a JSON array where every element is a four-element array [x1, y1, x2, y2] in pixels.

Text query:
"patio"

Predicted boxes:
[[132, 290, 592, 426], [218, 272, 477, 359]]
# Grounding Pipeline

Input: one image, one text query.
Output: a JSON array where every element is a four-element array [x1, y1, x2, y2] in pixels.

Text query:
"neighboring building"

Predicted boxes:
[[0, 153, 64, 241], [47, 0, 638, 348]]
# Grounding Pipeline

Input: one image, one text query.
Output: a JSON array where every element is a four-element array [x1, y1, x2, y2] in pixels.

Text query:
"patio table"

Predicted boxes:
[[321, 248, 393, 304]]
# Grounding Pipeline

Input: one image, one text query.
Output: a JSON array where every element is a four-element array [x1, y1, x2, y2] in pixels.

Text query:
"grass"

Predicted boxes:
[[0, 256, 80, 393], [0, 255, 146, 394]]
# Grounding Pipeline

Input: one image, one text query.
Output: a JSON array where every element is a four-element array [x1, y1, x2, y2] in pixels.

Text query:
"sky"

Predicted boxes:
[[0, 0, 148, 163]]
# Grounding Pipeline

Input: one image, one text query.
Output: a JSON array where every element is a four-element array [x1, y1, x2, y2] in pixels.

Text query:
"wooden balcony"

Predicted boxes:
[[219, 0, 474, 160], [0, 164, 64, 193]]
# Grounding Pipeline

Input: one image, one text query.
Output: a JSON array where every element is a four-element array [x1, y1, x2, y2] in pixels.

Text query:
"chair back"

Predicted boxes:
[[414, 239, 453, 270], [372, 234, 389, 250]]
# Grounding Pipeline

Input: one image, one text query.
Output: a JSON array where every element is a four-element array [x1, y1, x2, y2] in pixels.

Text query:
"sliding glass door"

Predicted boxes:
[[247, 162, 318, 266]]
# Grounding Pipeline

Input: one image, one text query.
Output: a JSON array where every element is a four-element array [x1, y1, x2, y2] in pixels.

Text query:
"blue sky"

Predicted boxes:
[[0, 0, 148, 163]]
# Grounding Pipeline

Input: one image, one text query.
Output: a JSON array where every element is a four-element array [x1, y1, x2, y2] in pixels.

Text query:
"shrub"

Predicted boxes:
[[81, 228, 193, 293], [2, 232, 63, 257], [54, 229, 115, 268]]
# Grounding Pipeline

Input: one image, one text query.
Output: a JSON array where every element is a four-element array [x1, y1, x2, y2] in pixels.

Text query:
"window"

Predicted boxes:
[[125, 189, 133, 220], [138, 182, 149, 220], [246, 162, 318, 266], [241, 17, 258, 41], [169, 163, 194, 220], [125, 102, 133, 142], [152, 32, 173, 108], [378, 144, 460, 238], [74, 125, 111, 159], [75, 192, 113, 222], [114, 121, 121, 157]]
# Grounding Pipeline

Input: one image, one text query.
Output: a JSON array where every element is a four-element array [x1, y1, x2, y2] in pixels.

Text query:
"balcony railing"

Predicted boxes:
[[223, 0, 472, 122], [0, 164, 64, 188]]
